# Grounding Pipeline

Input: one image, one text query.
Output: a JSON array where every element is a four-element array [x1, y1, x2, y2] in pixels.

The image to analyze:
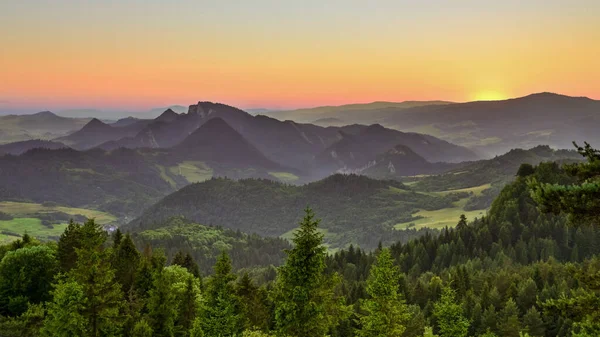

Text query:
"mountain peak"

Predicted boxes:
[[520, 92, 592, 101], [175, 117, 278, 169], [155, 108, 179, 123], [82, 118, 110, 131], [32, 111, 58, 118]]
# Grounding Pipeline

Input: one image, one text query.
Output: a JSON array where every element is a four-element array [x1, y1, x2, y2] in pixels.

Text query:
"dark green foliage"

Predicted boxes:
[[57, 220, 83, 272], [176, 275, 199, 335], [114, 233, 141, 292], [432, 288, 470, 337], [130, 174, 451, 249], [274, 207, 347, 336], [200, 251, 242, 336], [0, 245, 58, 315], [357, 248, 410, 337], [41, 279, 88, 336], [69, 219, 125, 336], [530, 141, 600, 224], [147, 270, 177, 337], [134, 217, 291, 275], [0, 304, 45, 337], [236, 273, 270, 331]]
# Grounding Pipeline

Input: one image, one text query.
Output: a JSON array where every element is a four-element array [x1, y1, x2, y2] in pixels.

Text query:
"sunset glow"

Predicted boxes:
[[1, 1, 599, 113], [473, 91, 509, 102]]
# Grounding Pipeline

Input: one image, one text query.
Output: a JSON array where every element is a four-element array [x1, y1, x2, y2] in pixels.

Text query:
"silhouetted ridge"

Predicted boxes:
[[81, 118, 110, 131], [174, 117, 279, 169], [155, 108, 180, 123]]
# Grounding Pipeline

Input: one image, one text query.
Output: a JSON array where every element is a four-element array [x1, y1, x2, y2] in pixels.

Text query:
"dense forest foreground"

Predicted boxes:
[[0, 143, 599, 337]]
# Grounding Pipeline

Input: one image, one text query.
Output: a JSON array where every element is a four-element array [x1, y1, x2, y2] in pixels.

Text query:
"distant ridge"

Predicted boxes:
[[0, 139, 68, 156], [173, 117, 280, 169]]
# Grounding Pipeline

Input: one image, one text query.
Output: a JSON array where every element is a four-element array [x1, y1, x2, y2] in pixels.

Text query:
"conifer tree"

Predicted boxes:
[[522, 307, 545, 337], [200, 251, 242, 336], [274, 207, 347, 337], [357, 248, 409, 337], [114, 233, 141, 293], [236, 272, 270, 331], [499, 298, 521, 337], [176, 275, 199, 335], [112, 228, 123, 249], [433, 287, 470, 337], [132, 319, 153, 337], [147, 270, 177, 337], [57, 220, 83, 272], [70, 219, 125, 337]]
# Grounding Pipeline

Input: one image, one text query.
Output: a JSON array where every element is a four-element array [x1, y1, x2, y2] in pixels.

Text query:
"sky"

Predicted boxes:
[[1, 0, 599, 113]]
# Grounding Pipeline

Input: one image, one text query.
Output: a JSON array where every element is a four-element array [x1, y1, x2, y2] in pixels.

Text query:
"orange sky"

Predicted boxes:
[[1, 1, 599, 112]]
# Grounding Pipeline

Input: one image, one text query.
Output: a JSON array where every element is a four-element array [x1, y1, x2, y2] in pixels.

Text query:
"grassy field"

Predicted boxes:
[[424, 183, 492, 197], [169, 161, 213, 183], [268, 171, 300, 183], [0, 202, 117, 244], [156, 165, 177, 188], [394, 183, 491, 230], [0, 218, 70, 244]]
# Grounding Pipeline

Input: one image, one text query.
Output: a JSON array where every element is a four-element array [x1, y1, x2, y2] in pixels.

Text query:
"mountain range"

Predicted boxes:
[[264, 92, 600, 157], [48, 101, 477, 172]]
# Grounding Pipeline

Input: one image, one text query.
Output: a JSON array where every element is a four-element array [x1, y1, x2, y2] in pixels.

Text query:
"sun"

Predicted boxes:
[[473, 90, 508, 101]]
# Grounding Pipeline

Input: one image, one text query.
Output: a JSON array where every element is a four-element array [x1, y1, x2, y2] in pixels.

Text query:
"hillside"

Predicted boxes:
[[360, 144, 457, 177], [314, 124, 475, 174], [406, 145, 582, 212], [0, 139, 68, 156], [0, 111, 91, 144], [128, 174, 460, 249], [132, 216, 291, 275], [57, 118, 151, 149], [172, 117, 281, 169], [380, 93, 600, 155], [0, 135, 299, 218], [0, 148, 178, 218]]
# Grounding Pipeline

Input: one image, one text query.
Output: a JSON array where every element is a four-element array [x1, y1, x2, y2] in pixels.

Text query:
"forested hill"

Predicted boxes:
[[2, 145, 599, 336], [326, 154, 600, 336], [129, 174, 455, 249], [412, 145, 580, 192], [131, 216, 290, 275]]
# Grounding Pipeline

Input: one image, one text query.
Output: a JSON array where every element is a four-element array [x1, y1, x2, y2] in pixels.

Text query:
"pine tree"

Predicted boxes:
[[273, 207, 347, 337], [70, 219, 125, 337], [112, 228, 123, 249], [499, 298, 521, 337], [114, 233, 141, 293], [176, 275, 199, 335], [172, 251, 186, 267], [147, 270, 177, 337], [236, 273, 270, 331], [522, 307, 545, 337], [433, 287, 470, 337], [456, 214, 468, 231], [357, 248, 410, 337], [57, 220, 83, 272], [132, 319, 154, 337], [200, 251, 242, 336], [183, 253, 201, 278]]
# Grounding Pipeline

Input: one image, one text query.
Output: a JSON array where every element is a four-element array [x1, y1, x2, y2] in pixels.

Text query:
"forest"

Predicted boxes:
[[0, 143, 598, 337]]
